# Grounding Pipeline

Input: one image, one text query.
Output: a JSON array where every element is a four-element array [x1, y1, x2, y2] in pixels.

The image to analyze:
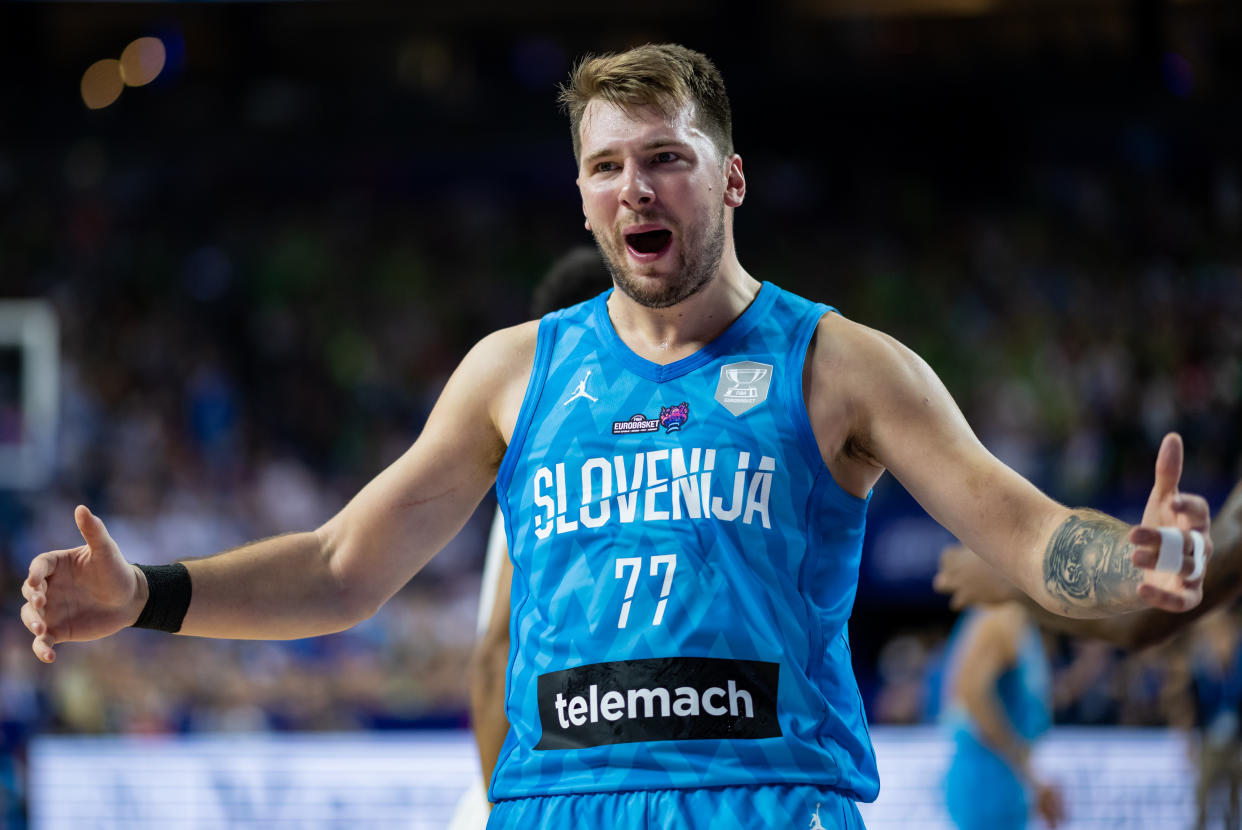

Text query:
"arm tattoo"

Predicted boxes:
[[1043, 513, 1143, 612]]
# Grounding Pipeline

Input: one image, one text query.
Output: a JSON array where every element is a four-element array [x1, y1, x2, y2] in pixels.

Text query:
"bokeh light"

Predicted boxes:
[[120, 37, 167, 87], [80, 59, 123, 110]]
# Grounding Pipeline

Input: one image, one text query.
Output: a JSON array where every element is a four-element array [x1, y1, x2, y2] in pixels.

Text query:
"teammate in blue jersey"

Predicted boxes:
[[940, 603, 1064, 830], [21, 43, 1215, 828]]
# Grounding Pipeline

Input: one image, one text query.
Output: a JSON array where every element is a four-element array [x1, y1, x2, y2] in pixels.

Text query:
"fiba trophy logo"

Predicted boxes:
[[714, 360, 773, 416], [726, 365, 766, 398]]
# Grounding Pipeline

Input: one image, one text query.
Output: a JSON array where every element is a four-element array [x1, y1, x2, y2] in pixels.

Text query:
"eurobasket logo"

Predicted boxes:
[[612, 402, 690, 435], [658, 402, 689, 432]]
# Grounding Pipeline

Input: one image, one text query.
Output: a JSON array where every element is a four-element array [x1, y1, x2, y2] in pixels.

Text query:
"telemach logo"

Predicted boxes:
[[535, 656, 781, 750], [554, 679, 755, 728]]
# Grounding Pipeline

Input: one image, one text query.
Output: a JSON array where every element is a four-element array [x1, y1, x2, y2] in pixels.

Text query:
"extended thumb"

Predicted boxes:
[[74, 505, 111, 549], [1151, 432, 1184, 498]]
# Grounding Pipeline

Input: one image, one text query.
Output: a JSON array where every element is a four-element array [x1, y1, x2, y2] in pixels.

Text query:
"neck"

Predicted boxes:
[[606, 252, 760, 365]]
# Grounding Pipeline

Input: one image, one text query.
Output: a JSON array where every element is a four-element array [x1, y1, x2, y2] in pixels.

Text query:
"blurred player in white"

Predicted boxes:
[[448, 246, 612, 830]]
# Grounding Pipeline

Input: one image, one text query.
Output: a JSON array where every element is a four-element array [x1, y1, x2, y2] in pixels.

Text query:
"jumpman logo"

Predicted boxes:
[[563, 370, 598, 406], [808, 803, 826, 830]]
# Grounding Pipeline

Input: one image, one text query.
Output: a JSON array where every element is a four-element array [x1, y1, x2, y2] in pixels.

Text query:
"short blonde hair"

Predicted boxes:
[[558, 43, 734, 164]]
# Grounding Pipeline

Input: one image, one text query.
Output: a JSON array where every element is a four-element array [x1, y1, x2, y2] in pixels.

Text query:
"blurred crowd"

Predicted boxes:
[[870, 611, 1240, 731], [1, 4, 1241, 826]]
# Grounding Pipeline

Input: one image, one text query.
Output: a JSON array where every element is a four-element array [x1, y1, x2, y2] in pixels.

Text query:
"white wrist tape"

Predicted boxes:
[[1190, 529, 1206, 581], [1155, 526, 1206, 580]]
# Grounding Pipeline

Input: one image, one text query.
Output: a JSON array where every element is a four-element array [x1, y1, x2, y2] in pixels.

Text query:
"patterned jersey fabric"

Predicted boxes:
[[492, 282, 877, 801]]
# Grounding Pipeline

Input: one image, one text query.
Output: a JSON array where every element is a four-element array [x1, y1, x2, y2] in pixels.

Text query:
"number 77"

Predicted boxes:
[[615, 554, 677, 629]]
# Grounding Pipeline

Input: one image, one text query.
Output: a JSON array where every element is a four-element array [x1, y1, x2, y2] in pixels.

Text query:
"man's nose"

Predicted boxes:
[[619, 163, 655, 208]]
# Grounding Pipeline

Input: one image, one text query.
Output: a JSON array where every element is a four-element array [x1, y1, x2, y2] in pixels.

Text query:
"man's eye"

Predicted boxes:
[[594, 161, 618, 173], [654, 152, 679, 163]]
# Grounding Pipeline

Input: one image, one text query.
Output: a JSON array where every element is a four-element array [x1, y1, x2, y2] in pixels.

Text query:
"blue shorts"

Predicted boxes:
[[944, 742, 1028, 830], [488, 784, 865, 829]]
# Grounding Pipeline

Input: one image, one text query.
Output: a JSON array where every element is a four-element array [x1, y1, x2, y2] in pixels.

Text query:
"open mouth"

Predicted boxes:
[[625, 229, 673, 257]]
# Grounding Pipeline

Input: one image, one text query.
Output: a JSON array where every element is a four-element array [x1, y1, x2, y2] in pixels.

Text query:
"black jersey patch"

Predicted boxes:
[[535, 656, 781, 750]]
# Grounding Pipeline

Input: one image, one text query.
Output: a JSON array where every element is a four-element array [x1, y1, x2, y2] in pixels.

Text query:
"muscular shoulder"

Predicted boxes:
[[804, 313, 937, 481], [808, 313, 930, 403], [463, 320, 541, 445], [467, 320, 540, 376]]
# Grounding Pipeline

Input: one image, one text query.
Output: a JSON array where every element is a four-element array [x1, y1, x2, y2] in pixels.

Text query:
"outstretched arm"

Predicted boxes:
[[20, 323, 537, 661], [808, 315, 1210, 619], [935, 476, 1242, 649]]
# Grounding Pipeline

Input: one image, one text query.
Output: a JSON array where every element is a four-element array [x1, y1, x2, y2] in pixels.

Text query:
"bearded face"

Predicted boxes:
[[575, 98, 734, 310], [593, 202, 726, 310]]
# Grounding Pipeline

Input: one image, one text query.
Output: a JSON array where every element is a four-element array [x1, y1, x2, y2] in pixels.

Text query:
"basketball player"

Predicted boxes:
[[449, 248, 612, 830], [21, 45, 1214, 828], [941, 601, 1064, 830], [934, 475, 1242, 648]]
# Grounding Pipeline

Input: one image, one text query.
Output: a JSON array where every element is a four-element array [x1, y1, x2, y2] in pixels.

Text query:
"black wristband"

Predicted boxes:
[[133, 563, 192, 633]]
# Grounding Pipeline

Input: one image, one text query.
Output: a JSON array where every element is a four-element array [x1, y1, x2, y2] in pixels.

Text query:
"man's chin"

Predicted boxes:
[[612, 275, 677, 309], [613, 270, 713, 310]]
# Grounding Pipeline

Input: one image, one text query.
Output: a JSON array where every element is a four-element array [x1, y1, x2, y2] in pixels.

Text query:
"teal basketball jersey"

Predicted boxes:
[[942, 609, 1052, 829], [492, 282, 878, 801], [942, 609, 1052, 747]]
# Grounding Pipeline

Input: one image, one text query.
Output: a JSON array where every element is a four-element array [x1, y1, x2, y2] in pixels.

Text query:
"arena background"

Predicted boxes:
[[0, 1, 1239, 827]]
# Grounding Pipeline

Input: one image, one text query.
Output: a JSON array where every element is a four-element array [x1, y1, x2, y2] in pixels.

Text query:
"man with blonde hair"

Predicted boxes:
[[21, 43, 1212, 828]]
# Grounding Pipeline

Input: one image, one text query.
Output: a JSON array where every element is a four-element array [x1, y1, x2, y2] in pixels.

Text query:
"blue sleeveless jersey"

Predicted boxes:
[[941, 610, 1052, 746], [492, 282, 877, 801], [942, 609, 1052, 829]]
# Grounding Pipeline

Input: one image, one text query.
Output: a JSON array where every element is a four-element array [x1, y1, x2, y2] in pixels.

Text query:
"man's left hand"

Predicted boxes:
[[1128, 432, 1212, 612]]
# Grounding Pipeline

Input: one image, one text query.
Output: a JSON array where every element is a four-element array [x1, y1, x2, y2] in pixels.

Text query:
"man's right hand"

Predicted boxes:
[[19, 505, 147, 663]]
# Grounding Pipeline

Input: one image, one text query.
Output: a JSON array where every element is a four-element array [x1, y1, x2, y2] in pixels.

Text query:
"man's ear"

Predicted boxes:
[[724, 154, 746, 208]]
